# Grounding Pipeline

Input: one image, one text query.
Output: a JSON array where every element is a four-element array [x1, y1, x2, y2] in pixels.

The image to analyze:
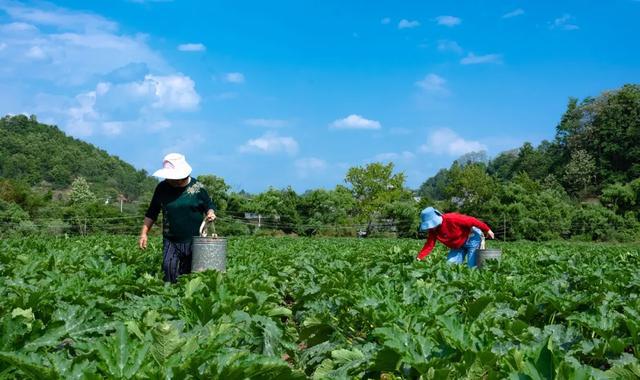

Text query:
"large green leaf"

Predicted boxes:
[[94, 322, 151, 379], [150, 321, 185, 366], [24, 304, 111, 350], [0, 351, 56, 379]]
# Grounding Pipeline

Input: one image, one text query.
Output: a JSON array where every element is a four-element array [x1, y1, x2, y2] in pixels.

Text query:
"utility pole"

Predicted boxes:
[[117, 194, 125, 213]]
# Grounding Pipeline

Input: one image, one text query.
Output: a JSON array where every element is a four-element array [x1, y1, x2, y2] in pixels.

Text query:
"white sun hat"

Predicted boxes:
[[152, 153, 193, 179]]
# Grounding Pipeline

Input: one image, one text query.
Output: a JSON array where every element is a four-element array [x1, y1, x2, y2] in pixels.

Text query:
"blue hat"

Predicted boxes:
[[420, 207, 443, 231]]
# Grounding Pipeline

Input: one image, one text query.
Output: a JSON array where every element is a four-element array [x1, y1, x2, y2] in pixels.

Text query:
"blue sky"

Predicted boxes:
[[1, 0, 639, 193]]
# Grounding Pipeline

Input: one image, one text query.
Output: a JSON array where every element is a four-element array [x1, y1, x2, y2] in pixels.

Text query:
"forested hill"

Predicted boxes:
[[418, 84, 640, 201], [0, 115, 157, 200]]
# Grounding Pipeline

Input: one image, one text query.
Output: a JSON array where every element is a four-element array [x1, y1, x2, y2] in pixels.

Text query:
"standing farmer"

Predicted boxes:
[[138, 153, 216, 282], [416, 207, 494, 268]]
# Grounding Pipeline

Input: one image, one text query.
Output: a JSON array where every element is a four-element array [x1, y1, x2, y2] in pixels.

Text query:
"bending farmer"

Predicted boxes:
[[416, 207, 494, 268], [138, 153, 216, 282]]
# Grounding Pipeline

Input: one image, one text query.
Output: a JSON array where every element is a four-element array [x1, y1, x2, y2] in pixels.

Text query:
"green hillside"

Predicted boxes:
[[0, 115, 157, 200]]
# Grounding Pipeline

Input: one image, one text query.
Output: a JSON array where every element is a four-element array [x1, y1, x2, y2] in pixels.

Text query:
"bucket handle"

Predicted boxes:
[[199, 219, 218, 238]]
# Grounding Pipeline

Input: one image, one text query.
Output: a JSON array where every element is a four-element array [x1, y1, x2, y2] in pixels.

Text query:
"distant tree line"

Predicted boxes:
[[1, 84, 639, 241]]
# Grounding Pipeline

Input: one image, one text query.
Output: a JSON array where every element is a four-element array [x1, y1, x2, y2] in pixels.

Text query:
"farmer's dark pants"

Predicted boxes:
[[162, 239, 192, 283]]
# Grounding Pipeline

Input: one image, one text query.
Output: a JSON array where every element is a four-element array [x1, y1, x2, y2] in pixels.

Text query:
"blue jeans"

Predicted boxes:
[[447, 227, 483, 268]]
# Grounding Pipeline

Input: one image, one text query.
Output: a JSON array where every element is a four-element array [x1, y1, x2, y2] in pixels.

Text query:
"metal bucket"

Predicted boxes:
[[476, 248, 502, 268], [191, 237, 227, 272]]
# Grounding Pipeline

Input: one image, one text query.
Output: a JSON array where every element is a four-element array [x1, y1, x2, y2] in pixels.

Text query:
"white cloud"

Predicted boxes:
[[374, 151, 415, 162], [295, 157, 326, 170], [420, 128, 486, 156], [415, 74, 449, 95], [161, 133, 204, 157], [1, 22, 39, 33], [67, 89, 99, 136], [330, 114, 381, 130], [102, 121, 125, 135], [141, 74, 200, 110], [245, 118, 288, 128], [381, 17, 391, 25], [435, 16, 461, 27], [112, 74, 199, 111], [223, 72, 245, 84], [502, 9, 525, 19], [335, 162, 351, 173], [2, 2, 117, 32], [149, 120, 171, 130], [398, 19, 420, 29], [96, 82, 110, 95], [461, 52, 503, 65], [239, 133, 299, 155], [550, 14, 579, 30], [62, 74, 199, 136], [437, 40, 463, 54], [25, 45, 47, 60], [178, 43, 206, 52], [213, 92, 238, 100], [295, 158, 327, 177], [0, 2, 204, 141], [0, 14, 168, 86]]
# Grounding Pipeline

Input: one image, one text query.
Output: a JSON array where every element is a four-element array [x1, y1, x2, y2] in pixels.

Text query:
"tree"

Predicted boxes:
[[0, 199, 30, 233], [68, 177, 96, 235], [510, 142, 553, 181], [382, 200, 419, 238], [454, 151, 488, 167], [248, 187, 300, 234], [70, 177, 96, 204], [227, 191, 249, 217], [601, 182, 636, 214], [0, 179, 43, 215], [562, 150, 596, 197], [554, 85, 640, 186], [417, 168, 450, 201], [487, 150, 518, 181], [297, 186, 356, 236], [444, 162, 497, 215], [344, 162, 410, 235], [555, 97, 586, 154], [197, 175, 230, 216]]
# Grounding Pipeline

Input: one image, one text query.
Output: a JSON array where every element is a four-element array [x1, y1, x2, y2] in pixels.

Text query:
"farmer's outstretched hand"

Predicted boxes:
[[487, 230, 495, 239], [139, 234, 148, 250]]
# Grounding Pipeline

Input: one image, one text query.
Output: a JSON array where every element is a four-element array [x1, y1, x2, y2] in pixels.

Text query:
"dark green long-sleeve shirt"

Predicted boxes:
[[145, 178, 215, 243]]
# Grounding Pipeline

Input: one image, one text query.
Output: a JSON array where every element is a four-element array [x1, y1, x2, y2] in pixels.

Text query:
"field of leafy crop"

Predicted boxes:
[[1, 236, 639, 379]]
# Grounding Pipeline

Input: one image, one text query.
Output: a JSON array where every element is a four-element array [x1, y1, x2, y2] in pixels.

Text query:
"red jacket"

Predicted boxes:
[[417, 213, 491, 260]]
